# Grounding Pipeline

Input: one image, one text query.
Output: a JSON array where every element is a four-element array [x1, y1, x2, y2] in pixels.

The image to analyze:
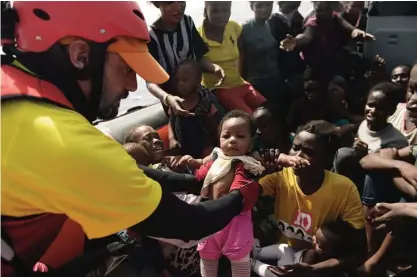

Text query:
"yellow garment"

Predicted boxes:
[[1, 100, 162, 239], [199, 21, 245, 89], [260, 168, 364, 250]]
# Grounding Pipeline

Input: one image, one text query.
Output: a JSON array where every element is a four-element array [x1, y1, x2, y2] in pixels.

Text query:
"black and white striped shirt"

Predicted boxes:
[[148, 15, 208, 91]]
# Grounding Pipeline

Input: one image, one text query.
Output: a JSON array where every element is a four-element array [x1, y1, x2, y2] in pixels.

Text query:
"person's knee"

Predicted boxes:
[[334, 147, 357, 171], [362, 172, 403, 207]]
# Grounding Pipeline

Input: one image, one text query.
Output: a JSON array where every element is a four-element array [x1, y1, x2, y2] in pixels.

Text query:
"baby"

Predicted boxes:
[[190, 110, 305, 277], [253, 220, 351, 277]]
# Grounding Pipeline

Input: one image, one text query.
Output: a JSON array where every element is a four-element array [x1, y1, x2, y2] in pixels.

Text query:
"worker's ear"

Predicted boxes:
[[67, 40, 90, 70]]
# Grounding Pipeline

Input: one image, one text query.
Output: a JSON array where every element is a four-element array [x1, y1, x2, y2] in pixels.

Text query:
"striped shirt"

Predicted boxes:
[[148, 15, 208, 91]]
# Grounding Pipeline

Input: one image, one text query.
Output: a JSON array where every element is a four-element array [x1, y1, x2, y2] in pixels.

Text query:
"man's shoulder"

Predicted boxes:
[[3, 100, 108, 150], [383, 123, 409, 146]]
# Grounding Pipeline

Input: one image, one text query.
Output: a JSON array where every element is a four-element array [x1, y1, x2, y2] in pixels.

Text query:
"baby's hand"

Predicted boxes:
[[278, 154, 310, 169]]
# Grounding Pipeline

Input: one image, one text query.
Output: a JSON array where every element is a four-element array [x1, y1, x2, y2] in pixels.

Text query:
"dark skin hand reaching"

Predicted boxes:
[[368, 203, 417, 233], [353, 138, 368, 157], [267, 263, 314, 277], [258, 149, 310, 174], [167, 149, 310, 174]]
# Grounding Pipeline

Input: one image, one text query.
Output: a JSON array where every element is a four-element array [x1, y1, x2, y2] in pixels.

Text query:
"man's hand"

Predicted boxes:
[[379, 148, 398, 160], [398, 162, 417, 189], [268, 263, 314, 277], [177, 155, 202, 169], [278, 154, 310, 169], [370, 202, 409, 231], [162, 155, 182, 168], [166, 95, 195, 117], [351, 29, 375, 40], [353, 138, 368, 157], [280, 34, 296, 52]]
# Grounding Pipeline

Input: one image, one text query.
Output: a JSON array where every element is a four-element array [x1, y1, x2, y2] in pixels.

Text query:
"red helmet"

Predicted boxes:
[[12, 1, 168, 84]]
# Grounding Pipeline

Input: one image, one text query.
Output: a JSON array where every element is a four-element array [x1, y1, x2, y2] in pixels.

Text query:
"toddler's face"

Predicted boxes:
[[175, 64, 200, 99], [220, 118, 253, 156], [312, 227, 337, 256], [253, 109, 278, 147]]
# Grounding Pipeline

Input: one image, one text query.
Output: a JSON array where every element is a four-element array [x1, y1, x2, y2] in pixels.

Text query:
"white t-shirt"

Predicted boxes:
[[388, 103, 417, 145], [357, 120, 409, 153]]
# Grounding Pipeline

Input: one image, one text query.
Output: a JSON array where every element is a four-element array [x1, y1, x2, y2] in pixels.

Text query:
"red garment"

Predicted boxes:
[[214, 83, 266, 114], [195, 161, 259, 211]]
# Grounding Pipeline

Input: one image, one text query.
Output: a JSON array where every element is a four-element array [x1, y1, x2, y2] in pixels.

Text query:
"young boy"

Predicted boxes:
[[169, 60, 224, 159], [334, 82, 409, 192]]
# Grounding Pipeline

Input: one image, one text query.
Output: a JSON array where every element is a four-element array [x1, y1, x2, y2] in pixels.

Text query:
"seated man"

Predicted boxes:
[[252, 121, 366, 277]]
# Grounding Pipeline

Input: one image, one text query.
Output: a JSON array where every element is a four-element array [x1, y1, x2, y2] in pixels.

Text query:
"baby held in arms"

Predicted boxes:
[[187, 110, 308, 277]]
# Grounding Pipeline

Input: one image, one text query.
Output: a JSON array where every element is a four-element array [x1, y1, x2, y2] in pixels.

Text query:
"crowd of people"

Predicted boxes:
[[119, 1, 417, 277], [1, 1, 417, 277]]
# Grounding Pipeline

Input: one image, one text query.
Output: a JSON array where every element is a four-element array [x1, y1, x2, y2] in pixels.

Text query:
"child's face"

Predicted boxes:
[[159, 1, 186, 25], [220, 118, 253, 156], [391, 66, 411, 90], [175, 64, 201, 99], [205, 2, 231, 27], [304, 80, 321, 102], [135, 126, 165, 163], [251, 1, 273, 21], [365, 90, 394, 131], [253, 108, 278, 147], [312, 227, 337, 256]]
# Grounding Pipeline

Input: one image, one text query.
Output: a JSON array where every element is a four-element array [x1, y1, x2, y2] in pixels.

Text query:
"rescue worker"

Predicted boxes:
[[1, 2, 259, 276]]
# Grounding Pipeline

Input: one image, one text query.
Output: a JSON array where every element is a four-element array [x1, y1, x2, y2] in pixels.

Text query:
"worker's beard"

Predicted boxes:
[[97, 105, 119, 120]]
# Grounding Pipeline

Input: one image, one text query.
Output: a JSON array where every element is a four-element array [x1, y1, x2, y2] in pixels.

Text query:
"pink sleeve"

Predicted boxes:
[[194, 160, 214, 181]]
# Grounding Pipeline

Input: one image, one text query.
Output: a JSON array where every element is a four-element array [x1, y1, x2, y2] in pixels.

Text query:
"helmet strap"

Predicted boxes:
[[14, 41, 112, 123]]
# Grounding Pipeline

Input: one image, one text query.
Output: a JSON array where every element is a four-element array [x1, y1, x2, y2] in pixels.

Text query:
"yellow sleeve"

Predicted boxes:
[[2, 102, 162, 239], [231, 20, 242, 38], [341, 184, 365, 229], [60, 132, 162, 239], [259, 173, 280, 197]]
